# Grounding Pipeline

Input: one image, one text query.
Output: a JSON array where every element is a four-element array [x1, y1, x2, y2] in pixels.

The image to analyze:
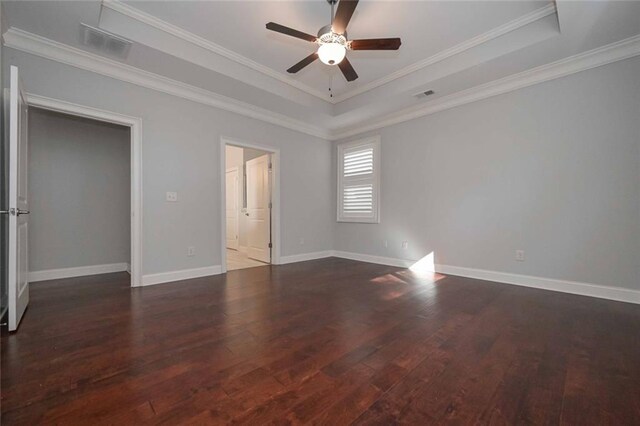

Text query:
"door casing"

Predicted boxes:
[[25, 94, 143, 287]]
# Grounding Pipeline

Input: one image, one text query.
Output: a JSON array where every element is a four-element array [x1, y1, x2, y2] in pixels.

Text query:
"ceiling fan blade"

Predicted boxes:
[[332, 0, 359, 35], [287, 52, 319, 73], [350, 38, 402, 50], [266, 22, 318, 43], [338, 56, 358, 81]]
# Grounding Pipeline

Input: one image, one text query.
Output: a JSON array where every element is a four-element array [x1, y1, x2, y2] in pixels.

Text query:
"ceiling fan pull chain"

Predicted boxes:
[[329, 74, 334, 98]]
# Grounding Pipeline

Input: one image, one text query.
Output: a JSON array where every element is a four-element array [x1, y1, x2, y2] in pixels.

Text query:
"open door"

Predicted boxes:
[[225, 167, 239, 250], [246, 154, 271, 263], [6, 66, 30, 331]]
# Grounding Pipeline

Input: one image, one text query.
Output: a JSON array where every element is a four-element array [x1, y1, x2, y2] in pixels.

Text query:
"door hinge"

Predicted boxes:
[[268, 162, 273, 170], [268, 243, 272, 248], [268, 202, 272, 209]]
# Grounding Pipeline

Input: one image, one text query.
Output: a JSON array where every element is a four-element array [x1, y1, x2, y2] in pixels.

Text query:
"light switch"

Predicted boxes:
[[166, 192, 178, 202]]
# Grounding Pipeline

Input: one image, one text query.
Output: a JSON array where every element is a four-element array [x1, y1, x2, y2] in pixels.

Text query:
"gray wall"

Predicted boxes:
[[3, 47, 334, 276], [5, 36, 637, 292], [335, 56, 640, 291], [28, 109, 130, 271]]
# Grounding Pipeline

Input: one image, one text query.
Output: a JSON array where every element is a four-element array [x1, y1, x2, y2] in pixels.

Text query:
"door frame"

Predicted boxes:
[[219, 136, 280, 273], [225, 166, 240, 251], [26, 94, 143, 287]]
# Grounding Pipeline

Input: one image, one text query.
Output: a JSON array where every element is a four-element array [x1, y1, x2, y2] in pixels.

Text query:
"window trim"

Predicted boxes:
[[337, 136, 381, 223]]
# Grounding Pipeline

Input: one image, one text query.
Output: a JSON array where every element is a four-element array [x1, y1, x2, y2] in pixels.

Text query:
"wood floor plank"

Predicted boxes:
[[2, 258, 639, 425]]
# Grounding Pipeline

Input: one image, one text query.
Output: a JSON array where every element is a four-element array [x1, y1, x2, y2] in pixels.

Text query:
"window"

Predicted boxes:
[[337, 136, 380, 223]]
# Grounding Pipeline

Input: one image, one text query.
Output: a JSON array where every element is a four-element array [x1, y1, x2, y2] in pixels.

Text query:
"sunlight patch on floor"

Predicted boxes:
[[409, 252, 435, 275], [371, 273, 407, 285], [403, 252, 447, 283]]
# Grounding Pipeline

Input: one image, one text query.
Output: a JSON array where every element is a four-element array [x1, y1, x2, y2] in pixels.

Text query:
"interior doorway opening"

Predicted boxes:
[[224, 143, 273, 271]]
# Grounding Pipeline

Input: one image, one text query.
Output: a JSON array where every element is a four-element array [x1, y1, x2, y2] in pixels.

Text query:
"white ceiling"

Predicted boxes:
[[3, 1, 640, 137]]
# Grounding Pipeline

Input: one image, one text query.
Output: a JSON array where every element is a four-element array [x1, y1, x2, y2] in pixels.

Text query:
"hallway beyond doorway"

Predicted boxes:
[[226, 249, 268, 271]]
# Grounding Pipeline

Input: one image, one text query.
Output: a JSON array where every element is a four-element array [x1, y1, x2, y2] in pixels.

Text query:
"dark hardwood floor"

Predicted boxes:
[[2, 257, 640, 425]]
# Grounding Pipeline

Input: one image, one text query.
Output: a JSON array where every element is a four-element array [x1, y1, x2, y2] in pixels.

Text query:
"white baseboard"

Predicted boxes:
[[140, 252, 332, 287], [59, 251, 636, 305], [434, 264, 640, 305], [331, 250, 413, 268], [29, 262, 129, 282], [141, 265, 222, 287], [279, 250, 334, 265], [331, 250, 640, 305]]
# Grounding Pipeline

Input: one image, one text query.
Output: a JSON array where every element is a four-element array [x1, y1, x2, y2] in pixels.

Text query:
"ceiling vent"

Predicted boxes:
[[415, 90, 435, 98], [80, 23, 132, 60]]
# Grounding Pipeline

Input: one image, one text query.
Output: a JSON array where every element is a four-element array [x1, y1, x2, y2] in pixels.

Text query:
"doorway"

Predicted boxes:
[[27, 94, 143, 289], [28, 108, 132, 282], [220, 138, 280, 272]]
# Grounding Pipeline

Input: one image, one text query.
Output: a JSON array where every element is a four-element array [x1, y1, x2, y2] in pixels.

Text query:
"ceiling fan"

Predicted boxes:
[[266, 0, 401, 82]]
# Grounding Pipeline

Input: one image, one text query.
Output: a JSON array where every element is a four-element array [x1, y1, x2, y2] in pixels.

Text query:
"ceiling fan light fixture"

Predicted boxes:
[[318, 42, 346, 65]]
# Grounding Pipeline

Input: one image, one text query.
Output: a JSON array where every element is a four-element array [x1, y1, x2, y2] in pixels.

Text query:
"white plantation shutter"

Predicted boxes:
[[343, 184, 373, 213], [337, 137, 380, 223], [343, 147, 373, 177]]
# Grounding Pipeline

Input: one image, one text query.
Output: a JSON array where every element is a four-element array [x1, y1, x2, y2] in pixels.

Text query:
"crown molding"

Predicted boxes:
[[5, 27, 639, 143], [102, 0, 331, 102], [330, 33, 640, 140], [331, 3, 557, 104], [3, 27, 330, 139]]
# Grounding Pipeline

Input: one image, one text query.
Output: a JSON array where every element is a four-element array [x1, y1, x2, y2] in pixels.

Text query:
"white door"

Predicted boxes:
[[6, 66, 30, 332], [246, 154, 271, 263], [225, 167, 239, 250]]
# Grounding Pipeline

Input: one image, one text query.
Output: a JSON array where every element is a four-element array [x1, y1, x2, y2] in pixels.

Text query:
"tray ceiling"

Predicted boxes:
[[118, 0, 551, 96]]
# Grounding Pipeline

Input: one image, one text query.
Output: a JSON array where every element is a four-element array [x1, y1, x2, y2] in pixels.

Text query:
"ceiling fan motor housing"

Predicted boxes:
[[318, 24, 347, 39]]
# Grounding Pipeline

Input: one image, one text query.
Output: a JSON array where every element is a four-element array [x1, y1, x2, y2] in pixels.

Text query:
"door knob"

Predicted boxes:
[[17, 209, 30, 216]]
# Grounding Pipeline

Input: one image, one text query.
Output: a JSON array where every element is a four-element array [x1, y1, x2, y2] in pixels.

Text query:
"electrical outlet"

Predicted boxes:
[[187, 246, 195, 257], [166, 192, 178, 202], [383, 240, 388, 248], [402, 241, 409, 250], [515, 250, 525, 261]]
